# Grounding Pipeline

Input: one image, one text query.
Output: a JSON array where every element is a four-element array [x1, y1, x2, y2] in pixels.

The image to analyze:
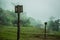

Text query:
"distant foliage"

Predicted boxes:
[[48, 17, 60, 31], [0, 8, 16, 25], [0, 8, 42, 27]]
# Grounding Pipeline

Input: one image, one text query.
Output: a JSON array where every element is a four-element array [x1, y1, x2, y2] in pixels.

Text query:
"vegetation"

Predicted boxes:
[[0, 8, 42, 27], [48, 17, 60, 31], [0, 5, 60, 40], [0, 26, 60, 40]]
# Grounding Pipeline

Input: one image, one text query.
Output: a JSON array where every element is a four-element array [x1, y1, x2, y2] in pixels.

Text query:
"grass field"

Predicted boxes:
[[0, 26, 60, 40]]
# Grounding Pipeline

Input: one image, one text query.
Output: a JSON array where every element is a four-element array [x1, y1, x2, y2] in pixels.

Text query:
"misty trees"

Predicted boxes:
[[48, 19, 54, 31], [54, 19, 60, 31], [0, 8, 9, 25], [0, 8, 16, 25], [48, 17, 60, 31], [0, 8, 42, 27], [0, 8, 41, 27]]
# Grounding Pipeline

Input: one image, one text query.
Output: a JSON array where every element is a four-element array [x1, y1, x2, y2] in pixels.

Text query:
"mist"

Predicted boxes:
[[0, 0, 60, 23]]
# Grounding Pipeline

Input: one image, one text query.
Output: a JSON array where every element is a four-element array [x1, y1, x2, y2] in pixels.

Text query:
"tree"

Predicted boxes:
[[48, 16, 55, 31], [54, 19, 60, 31], [48, 19, 55, 31], [48, 16, 60, 31], [0, 8, 16, 25]]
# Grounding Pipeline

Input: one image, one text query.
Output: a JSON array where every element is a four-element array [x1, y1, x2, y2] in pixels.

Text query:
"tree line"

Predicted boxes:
[[0, 8, 60, 31], [0, 8, 42, 27], [48, 17, 60, 31]]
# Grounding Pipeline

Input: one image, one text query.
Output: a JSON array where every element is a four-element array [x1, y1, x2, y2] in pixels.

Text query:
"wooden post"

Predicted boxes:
[[17, 13, 20, 40], [15, 5, 23, 40], [44, 22, 47, 40]]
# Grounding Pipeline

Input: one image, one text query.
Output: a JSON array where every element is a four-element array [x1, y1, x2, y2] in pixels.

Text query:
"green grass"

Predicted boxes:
[[0, 26, 43, 40], [0, 26, 60, 40], [0, 26, 17, 40]]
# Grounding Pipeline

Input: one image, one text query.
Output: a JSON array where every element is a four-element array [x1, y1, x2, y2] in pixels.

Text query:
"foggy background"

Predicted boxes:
[[0, 0, 60, 23]]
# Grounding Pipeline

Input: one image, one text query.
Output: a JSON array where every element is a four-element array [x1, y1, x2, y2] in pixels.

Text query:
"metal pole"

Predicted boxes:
[[17, 13, 20, 40]]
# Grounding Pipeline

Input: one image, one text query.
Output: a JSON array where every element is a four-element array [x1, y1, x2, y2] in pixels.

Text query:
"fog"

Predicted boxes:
[[0, 0, 60, 22]]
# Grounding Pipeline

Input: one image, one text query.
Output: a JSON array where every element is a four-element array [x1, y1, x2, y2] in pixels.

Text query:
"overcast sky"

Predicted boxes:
[[0, 0, 60, 22]]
